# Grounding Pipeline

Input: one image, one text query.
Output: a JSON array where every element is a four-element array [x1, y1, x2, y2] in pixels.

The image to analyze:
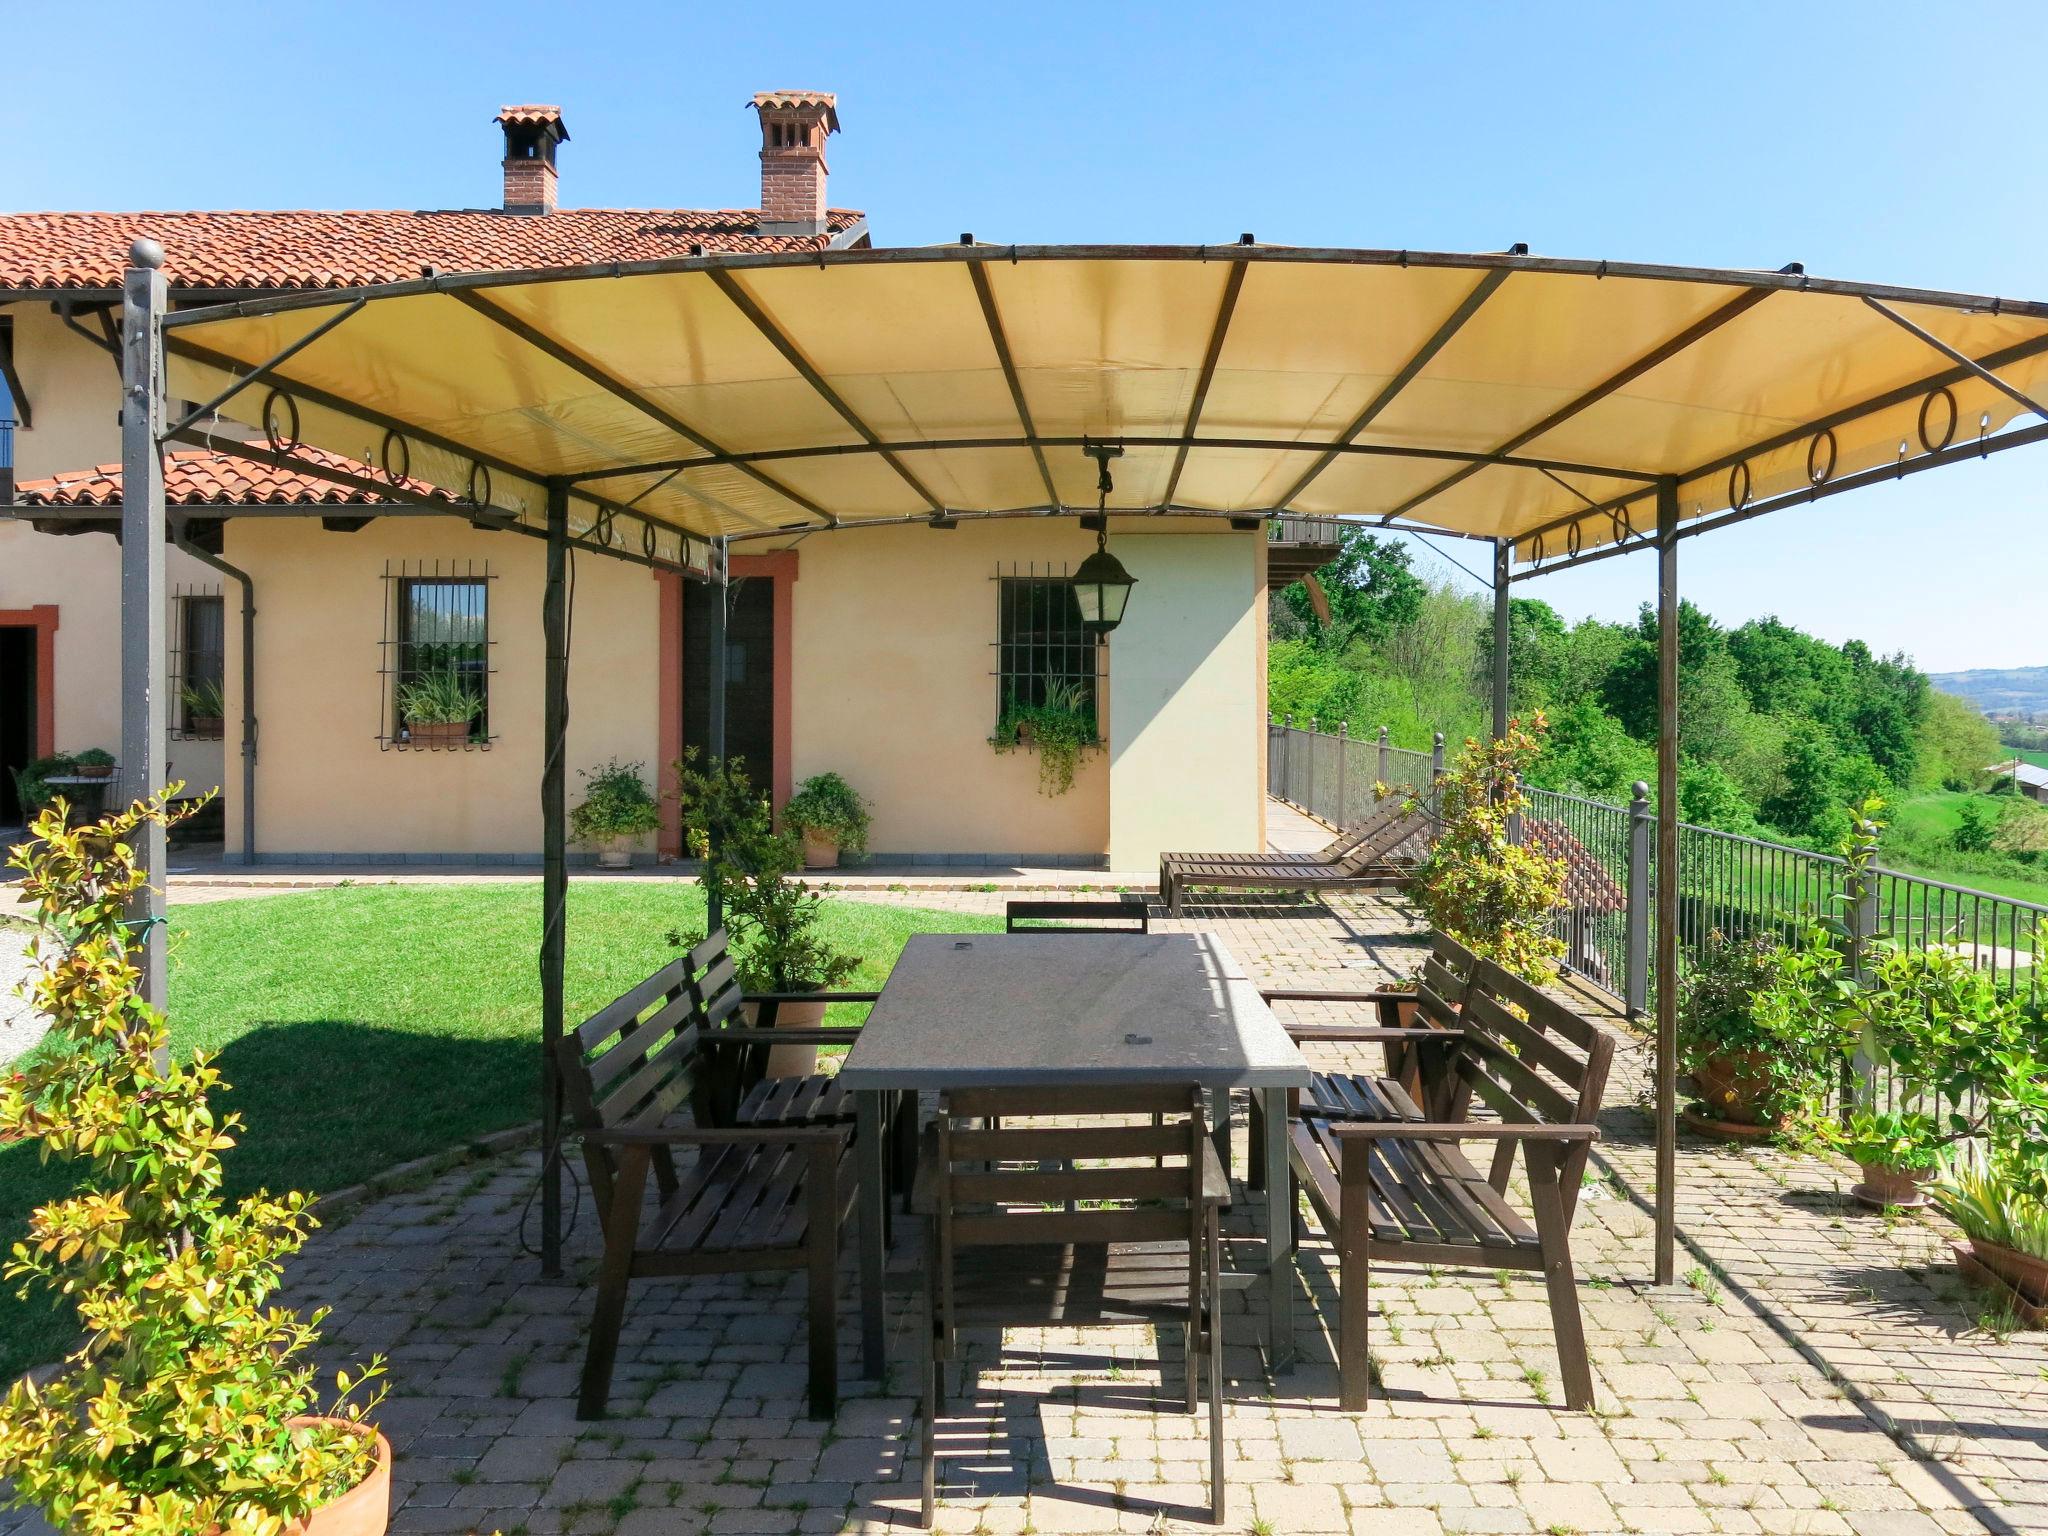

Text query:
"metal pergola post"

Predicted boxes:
[[705, 536, 729, 937], [1653, 477, 1681, 1286], [119, 241, 169, 1017], [1491, 538, 1511, 740], [539, 479, 570, 1277]]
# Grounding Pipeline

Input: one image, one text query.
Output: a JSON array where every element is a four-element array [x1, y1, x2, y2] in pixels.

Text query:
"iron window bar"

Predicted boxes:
[[990, 563, 1105, 743], [378, 559, 498, 751]]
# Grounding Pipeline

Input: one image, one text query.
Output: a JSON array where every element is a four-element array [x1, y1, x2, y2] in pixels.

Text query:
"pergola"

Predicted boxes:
[[106, 237, 2048, 1289]]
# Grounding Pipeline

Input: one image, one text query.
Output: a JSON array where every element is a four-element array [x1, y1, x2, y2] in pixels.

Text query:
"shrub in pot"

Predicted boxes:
[[570, 757, 663, 869], [1401, 716, 1566, 983], [180, 679, 228, 738], [1937, 1142, 2048, 1311], [1677, 927, 1848, 1136], [394, 669, 482, 748], [71, 746, 116, 781], [676, 751, 859, 1079], [0, 789, 390, 1536], [783, 771, 871, 869], [1835, 1108, 1944, 1209]]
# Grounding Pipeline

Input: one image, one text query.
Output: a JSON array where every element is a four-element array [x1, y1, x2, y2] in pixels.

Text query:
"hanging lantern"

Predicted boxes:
[[1073, 525, 1136, 636], [1076, 439, 1136, 636]]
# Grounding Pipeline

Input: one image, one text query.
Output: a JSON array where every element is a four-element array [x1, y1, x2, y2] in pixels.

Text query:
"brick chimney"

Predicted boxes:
[[496, 105, 568, 215], [751, 91, 839, 237]]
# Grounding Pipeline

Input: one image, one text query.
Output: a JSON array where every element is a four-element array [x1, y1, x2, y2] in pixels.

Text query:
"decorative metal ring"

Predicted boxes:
[[642, 520, 657, 559], [1611, 505, 1634, 544], [379, 429, 410, 484], [1727, 460, 1752, 511], [595, 509, 616, 548], [262, 390, 300, 455], [1806, 428, 1837, 486], [466, 460, 492, 508], [1917, 386, 1958, 454], [1530, 531, 1548, 563], [1566, 519, 1584, 558]]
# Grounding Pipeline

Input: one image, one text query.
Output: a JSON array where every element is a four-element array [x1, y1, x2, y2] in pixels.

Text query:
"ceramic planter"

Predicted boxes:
[[745, 995, 827, 1078], [801, 831, 841, 870], [596, 836, 633, 870], [1850, 1160, 1936, 1211], [287, 1418, 391, 1536], [1688, 1049, 1779, 1128], [405, 720, 472, 748]]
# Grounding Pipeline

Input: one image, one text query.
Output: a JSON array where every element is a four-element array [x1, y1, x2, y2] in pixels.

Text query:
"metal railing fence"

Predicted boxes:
[[1269, 718, 2048, 1116]]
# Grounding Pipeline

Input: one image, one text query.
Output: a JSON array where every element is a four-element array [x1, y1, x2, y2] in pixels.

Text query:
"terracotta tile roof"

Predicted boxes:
[[0, 206, 866, 293], [12, 447, 439, 508], [495, 105, 566, 130]]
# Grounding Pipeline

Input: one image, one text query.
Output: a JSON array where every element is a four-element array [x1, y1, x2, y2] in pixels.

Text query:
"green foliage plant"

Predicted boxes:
[[14, 754, 79, 816], [783, 772, 872, 856], [568, 758, 664, 846], [673, 750, 858, 993], [71, 749, 116, 771], [178, 680, 229, 723], [1403, 716, 1567, 983], [1936, 1141, 2048, 1262], [1676, 927, 1851, 1130], [394, 669, 482, 727], [992, 679, 1098, 798], [0, 789, 385, 1536]]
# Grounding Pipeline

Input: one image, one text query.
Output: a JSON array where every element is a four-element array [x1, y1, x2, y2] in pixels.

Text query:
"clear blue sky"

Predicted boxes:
[[6, 0, 2042, 673]]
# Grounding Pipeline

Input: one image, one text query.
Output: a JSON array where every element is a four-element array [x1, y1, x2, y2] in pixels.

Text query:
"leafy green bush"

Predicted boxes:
[[1677, 927, 1851, 1127], [784, 772, 871, 855], [1404, 717, 1566, 982], [568, 758, 663, 846], [992, 680, 1098, 797], [0, 790, 385, 1536], [394, 669, 482, 727]]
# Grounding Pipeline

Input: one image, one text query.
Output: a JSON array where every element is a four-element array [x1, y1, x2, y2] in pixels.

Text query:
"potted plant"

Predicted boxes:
[[784, 772, 871, 869], [1835, 1107, 1945, 1209], [569, 758, 663, 869], [180, 678, 228, 738], [13, 752, 78, 819], [394, 669, 481, 748], [1937, 1142, 2048, 1319], [0, 789, 391, 1536], [1676, 926, 1847, 1139], [677, 750, 859, 1078], [991, 680, 1099, 798], [71, 746, 116, 781], [1401, 717, 1567, 983]]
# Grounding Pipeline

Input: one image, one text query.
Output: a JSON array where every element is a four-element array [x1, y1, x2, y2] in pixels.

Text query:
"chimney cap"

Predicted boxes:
[[495, 104, 569, 142], [750, 91, 839, 133]]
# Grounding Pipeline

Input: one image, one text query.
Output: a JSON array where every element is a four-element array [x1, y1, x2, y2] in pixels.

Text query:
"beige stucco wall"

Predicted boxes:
[[1106, 531, 1264, 870], [787, 521, 1110, 858], [220, 517, 664, 858]]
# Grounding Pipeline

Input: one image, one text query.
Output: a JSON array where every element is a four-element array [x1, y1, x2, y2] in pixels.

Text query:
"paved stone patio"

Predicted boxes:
[[4, 873, 2044, 1535]]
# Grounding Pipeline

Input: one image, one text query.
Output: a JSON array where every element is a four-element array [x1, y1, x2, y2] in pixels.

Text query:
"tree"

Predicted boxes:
[[1953, 797, 1997, 854], [1280, 528, 1425, 647], [1533, 698, 1653, 801], [1915, 691, 2002, 791], [1762, 721, 1842, 838]]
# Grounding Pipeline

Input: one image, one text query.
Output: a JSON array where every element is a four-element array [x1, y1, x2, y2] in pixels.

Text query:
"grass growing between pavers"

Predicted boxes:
[[0, 881, 997, 1380]]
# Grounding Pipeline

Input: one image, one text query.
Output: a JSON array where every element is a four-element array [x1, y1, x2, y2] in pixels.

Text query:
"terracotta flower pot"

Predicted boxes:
[[288, 1417, 391, 1536], [190, 715, 225, 739], [801, 831, 841, 870], [1689, 1049, 1778, 1127], [405, 720, 472, 748], [745, 994, 827, 1078], [1969, 1236, 2048, 1308], [74, 763, 115, 780], [1851, 1161, 1936, 1211]]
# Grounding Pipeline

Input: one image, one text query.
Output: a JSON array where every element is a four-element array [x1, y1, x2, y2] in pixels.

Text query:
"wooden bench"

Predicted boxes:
[[1159, 802, 1431, 916], [1279, 949, 1614, 1411], [555, 936, 883, 1420], [1004, 896, 1150, 934]]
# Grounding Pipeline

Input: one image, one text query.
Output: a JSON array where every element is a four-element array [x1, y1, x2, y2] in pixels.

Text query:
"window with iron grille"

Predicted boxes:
[[379, 561, 495, 749], [994, 570, 1101, 737], [169, 589, 225, 739]]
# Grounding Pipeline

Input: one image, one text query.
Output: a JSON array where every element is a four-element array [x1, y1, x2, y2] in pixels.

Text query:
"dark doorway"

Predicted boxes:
[[682, 577, 775, 793], [0, 626, 35, 825]]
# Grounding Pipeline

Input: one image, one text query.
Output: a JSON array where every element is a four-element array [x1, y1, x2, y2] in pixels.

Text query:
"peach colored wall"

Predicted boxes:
[[787, 521, 1110, 856], [220, 517, 664, 858]]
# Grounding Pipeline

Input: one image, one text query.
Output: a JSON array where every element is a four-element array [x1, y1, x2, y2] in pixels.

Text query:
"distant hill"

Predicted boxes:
[[1930, 665, 2048, 716]]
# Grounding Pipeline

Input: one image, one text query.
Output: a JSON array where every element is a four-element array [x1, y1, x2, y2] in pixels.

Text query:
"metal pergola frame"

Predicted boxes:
[[97, 236, 2048, 1300]]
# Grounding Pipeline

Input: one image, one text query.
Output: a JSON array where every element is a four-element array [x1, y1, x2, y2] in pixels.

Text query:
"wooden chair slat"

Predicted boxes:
[[1462, 990, 1588, 1091], [948, 1124, 1188, 1161], [575, 958, 693, 1050], [945, 1084, 1194, 1119], [950, 1165, 1195, 1204], [949, 1206, 1191, 1247]]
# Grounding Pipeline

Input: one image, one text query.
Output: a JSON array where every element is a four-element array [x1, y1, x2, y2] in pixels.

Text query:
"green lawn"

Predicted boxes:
[[0, 883, 998, 1380]]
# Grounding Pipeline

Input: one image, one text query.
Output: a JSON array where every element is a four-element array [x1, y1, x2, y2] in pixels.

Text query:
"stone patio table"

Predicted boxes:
[[837, 930, 1312, 1378]]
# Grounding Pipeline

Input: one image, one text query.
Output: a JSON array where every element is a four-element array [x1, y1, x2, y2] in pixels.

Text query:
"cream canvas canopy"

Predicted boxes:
[[116, 241, 2048, 1296], [159, 244, 2048, 575]]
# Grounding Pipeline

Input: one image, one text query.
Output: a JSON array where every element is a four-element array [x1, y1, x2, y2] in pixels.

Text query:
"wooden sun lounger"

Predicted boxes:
[[1159, 802, 1431, 915]]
